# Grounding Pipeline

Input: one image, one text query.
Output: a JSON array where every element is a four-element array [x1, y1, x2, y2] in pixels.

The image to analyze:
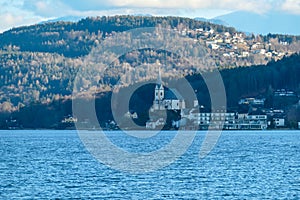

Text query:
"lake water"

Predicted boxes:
[[0, 130, 300, 199]]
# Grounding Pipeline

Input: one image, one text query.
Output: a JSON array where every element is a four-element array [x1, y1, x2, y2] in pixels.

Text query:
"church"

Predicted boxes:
[[152, 69, 186, 111], [146, 69, 187, 129]]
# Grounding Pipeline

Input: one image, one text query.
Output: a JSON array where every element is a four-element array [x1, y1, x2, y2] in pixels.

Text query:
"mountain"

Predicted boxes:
[[0, 15, 300, 128], [194, 17, 228, 26], [214, 11, 300, 35], [132, 14, 153, 17], [0, 16, 236, 57], [40, 16, 84, 24]]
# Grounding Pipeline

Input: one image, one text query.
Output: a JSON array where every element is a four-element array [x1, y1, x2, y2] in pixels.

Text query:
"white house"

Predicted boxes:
[[265, 52, 273, 58], [242, 51, 250, 58], [209, 43, 220, 50], [274, 118, 285, 127], [146, 118, 165, 129], [260, 49, 266, 54]]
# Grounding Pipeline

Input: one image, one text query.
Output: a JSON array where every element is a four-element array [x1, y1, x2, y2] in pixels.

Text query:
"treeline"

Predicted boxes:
[[1, 15, 300, 109], [96, 53, 300, 121], [0, 48, 194, 108], [263, 33, 300, 44], [1, 48, 299, 113], [187, 53, 300, 108], [0, 51, 80, 107], [0, 16, 236, 57], [1, 53, 299, 129], [221, 53, 300, 107], [1, 15, 300, 124]]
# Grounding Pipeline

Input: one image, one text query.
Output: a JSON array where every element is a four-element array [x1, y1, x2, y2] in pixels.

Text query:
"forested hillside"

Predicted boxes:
[[1, 53, 299, 129], [0, 16, 300, 111], [0, 16, 235, 57], [0, 15, 300, 129]]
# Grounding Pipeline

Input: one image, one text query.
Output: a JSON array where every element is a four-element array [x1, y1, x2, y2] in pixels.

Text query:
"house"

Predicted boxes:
[[260, 49, 266, 54], [6, 117, 21, 129], [251, 43, 260, 50], [163, 89, 186, 110], [208, 29, 215, 34], [274, 89, 296, 97], [224, 32, 231, 37], [229, 52, 236, 57], [271, 110, 286, 128], [209, 43, 220, 50], [280, 41, 288, 46], [274, 118, 285, 128], [146, 118, 165, 129], [237, 112, 268, 130], [224, 38, 231, 44], [239, 98, 265, 107], [62, 115, 78, 123], [184, 110, 236, 130], [124, 111, 138, 119], [265, 52, 273, 58], [223, 53, 230, 57], [215, 38, 224, 44], [242, 51, 250, 58]]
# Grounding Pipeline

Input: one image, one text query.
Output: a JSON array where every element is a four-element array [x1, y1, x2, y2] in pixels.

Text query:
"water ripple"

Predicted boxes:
[[0, 130, 299, 199]]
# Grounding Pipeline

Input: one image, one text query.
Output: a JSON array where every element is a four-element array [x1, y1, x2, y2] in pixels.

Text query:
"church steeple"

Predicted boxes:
[[157, 66, 162, 86], [155, 67, 164, 101]]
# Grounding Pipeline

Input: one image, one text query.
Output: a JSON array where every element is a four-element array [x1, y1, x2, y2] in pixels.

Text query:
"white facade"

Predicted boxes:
[[146, 118, 165, 129], [274, 118, 285, 127], [155, 84, 164, 101], [209, 43, 220, 50], [247, 115, 267, 120], [187, 112, 236, 128]]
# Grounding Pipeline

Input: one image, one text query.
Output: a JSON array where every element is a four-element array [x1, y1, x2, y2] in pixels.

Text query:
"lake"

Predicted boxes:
[[0, 130, 299, 199]]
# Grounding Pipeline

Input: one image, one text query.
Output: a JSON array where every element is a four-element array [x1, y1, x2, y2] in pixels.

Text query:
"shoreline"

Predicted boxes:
[[1, 128, 300, 132]]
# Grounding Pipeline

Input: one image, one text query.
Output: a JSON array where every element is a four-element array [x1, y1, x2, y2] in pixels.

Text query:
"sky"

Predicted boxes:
[[0, 0, 300, 32]]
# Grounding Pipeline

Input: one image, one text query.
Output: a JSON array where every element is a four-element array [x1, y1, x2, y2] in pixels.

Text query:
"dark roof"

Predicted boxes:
[[164, 88, 184, 100]]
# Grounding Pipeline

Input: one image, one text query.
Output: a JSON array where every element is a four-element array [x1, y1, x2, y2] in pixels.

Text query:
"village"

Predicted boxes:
[[145, 72, 300, 130], [175, 26, 296, 67]]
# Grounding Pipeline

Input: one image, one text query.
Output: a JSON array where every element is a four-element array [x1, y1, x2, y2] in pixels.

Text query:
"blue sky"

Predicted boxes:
[[0, 0, 300, 32]]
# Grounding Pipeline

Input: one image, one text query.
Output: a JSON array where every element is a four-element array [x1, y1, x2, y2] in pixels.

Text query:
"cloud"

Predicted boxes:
[[17, 0, 300, 18], [0, 12, 42, 32], [0, 0, 299, 32], [0, 13, 23, 27], [56, 0, 273, 13], [281, 0, 300, 14], [20, 0, 276, 16], [59, 0, 113, 10], [22, 0, 73, 17], [113, 0, 267, 11], [0, 1, 44, 32]]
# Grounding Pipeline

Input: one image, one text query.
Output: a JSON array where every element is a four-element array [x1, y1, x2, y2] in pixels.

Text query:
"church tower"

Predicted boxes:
[[155, 67, 164, 101]]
